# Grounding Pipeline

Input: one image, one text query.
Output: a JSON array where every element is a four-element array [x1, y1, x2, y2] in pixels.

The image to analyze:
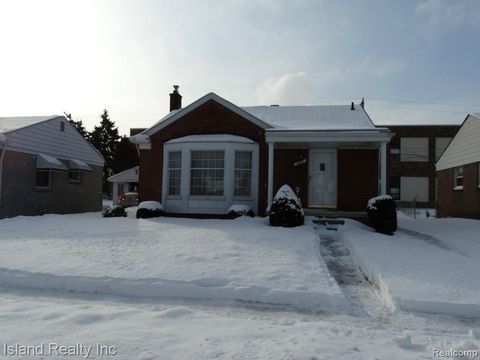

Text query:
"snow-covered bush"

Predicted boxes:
[[227, 204, 255, 219], [269, 185, 304, 227], [103, 205, 127, 218], [136, 201, 164, 219], [367, 195, 397, 235]]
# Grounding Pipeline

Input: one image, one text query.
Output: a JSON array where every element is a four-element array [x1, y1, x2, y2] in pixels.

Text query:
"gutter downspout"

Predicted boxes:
[[0, 139, 7, 209]]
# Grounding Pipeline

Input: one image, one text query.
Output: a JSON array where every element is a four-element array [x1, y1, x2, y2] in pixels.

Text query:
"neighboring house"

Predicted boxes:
[[0, 115, 104, 218], [130, 87, 392, 216], [436, 113, 480, 219], [381, 124, 460, 208], [108, 166, 139, 205]]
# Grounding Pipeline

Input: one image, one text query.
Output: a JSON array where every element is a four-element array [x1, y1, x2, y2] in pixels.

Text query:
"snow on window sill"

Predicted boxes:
[[453, 186, 463, 191]]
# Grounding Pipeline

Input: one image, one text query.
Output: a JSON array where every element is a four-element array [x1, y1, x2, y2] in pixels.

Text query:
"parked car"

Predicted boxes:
[[118, 192, 138, 208]]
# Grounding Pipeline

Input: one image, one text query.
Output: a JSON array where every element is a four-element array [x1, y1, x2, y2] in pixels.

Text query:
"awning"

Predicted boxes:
[[36, 153, 68, 171], [69, 159, 92, 172]]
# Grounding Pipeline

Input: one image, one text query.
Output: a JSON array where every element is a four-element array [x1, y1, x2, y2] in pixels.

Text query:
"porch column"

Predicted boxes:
[[380, 141, 387, 195], [267, 142, 274, 207]]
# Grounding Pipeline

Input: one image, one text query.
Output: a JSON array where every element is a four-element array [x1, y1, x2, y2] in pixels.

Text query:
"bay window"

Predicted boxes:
[[190, 151, 224, 196]]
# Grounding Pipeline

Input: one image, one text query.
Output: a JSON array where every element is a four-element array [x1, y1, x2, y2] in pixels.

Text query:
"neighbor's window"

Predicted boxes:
[[36, 170, 50, 189], [168, 151, 182, 196], [389, 177, 400, 200], [69, 170, 81, 183], [190, 151, 224, 196], [234, 151, 252, 197], [454, 166, 463, 190], [400, 138, 429, 162]]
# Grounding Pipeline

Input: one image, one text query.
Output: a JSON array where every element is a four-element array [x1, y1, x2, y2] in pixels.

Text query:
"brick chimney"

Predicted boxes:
[[169, 85, 182, 111]]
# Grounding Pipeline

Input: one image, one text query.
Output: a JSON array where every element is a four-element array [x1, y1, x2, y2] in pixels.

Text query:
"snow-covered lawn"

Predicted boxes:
[[341, 214, 480, 317], [0, 213, 346, 312]]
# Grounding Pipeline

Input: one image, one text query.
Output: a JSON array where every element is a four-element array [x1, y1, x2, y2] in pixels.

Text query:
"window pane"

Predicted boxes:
[[400, 138, 429, 162], [168, 151, 182, 195], [234, 151, 252, 197], [190, 151, 224, 196], [36, 171, 50, 188]]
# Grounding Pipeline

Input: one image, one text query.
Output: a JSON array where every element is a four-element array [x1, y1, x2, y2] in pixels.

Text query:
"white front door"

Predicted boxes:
[[309, 150, 336, 207]]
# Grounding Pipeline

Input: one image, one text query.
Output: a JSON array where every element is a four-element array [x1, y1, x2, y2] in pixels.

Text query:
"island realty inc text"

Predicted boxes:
[[3, 343, 117, 358]]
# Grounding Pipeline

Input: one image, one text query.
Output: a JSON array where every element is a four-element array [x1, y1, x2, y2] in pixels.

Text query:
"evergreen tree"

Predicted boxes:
[[89, 109, 121, 195], [112, 136, 139, 173], [63, 112, 89, 140]]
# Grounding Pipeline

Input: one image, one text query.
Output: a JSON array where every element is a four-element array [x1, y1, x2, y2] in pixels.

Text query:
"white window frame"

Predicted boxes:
[[190, 150, 225, 197], [454, 166, 463, 191], [167, 151, 182, 196], [234, 151, 253, 198]]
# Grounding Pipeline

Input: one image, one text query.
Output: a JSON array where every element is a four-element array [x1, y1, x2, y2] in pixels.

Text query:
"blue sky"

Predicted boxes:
[[0, 0, 479, 134]]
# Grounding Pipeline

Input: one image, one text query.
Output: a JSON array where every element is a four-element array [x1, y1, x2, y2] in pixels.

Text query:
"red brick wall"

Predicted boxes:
[[138, 99, 268, 213], [337, 149, 379, 211], [386, 125, 460, 207], [273, 149, 309, 206], [437, 162, 480, 218]]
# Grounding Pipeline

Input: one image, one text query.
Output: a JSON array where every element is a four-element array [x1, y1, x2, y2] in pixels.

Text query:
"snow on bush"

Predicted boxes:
[[136, 201, 164, 219], [367, 195, 397, 235], [227, 204, 254, 219], [269, 185, 304, 227], [103, 205, 127, 218]]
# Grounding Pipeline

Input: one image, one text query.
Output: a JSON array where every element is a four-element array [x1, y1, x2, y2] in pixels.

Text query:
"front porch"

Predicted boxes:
[[266, 129, 391, 212]]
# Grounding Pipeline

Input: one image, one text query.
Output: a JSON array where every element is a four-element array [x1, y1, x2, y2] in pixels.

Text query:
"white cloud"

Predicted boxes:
[[256, 72, 314, 105], [415, 0, 480, 27]]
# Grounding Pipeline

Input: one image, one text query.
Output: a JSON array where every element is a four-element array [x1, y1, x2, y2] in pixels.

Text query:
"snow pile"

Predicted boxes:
[[138, 201, 163, 211], [226, 204, 254, 218], [0, 213, 347, 312], [367, 195, 392, 210], [340, 217, 480, 317]]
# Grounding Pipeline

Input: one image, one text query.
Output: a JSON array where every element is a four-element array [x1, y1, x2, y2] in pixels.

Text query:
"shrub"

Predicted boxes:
[[136, 201, 164, 219], [227, 204, 255, 219], [103, 205, 127, 218], [367, 195, 397, 235], [269, 185, 304, 227]]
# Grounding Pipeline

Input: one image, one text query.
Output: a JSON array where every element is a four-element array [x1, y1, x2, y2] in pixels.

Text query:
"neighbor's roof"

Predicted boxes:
[[108, 166, 139, 183], [436, 113, 480, 171], [0, 115, 61, 133]]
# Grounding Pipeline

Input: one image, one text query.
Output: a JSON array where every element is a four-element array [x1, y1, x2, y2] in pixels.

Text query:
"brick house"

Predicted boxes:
[[0, 115, 104, 218], [382, 124, 460, 208], [436, 113, 480, 219], [130, 87, 392, 216]]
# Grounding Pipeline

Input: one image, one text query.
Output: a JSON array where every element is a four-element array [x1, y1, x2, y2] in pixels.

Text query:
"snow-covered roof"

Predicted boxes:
[[165, 134, 255, 144], [242, 105, 376, 131], [108, 166, 139, 183], [0, 115, 60, 133]]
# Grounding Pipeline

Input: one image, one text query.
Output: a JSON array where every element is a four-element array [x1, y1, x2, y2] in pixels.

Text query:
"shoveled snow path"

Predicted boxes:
[[314, 224, 392, 318]]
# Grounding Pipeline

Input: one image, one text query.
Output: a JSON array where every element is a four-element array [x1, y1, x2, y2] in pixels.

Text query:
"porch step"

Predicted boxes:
[[313, 219, 345, 226]]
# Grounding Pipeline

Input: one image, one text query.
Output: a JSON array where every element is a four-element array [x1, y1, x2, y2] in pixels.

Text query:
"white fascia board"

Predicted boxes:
[[265, 130, 392, 143], [129, 134, 151, 149], [142, 93, 271, 137]]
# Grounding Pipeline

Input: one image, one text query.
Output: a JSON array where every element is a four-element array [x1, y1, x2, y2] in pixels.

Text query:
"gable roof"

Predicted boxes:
[[140, 93, 272, 137], [108, 166, 139, 183], [0, 115, 60, 133], [0, 115, 104, 166], [436, 113, 480, 171], [242, 105, 377, 131]]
